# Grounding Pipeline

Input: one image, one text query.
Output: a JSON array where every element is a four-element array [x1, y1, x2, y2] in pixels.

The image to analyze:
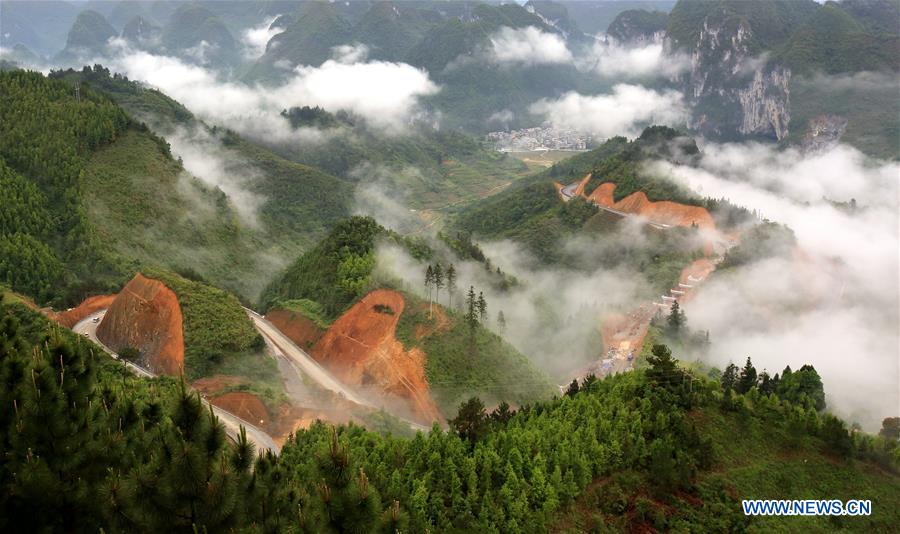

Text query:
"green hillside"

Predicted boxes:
[[57, 9, 117, 60], [4, 301, 896, 532], [261, 216, 430, 319], [396, 292, 557, 414], [139, 268, 280, 403]]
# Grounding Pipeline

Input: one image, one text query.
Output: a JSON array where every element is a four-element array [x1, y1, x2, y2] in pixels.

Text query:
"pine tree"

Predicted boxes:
[[446, 264, 457, 308], [465, 286, 478, 335], [424, 265, 434, 304], [721, 363, 739, 392], [666, 301, 685, 335], [477, 292, 487, 323], [496, 310, 506, 334], [737, 357, 757, 394], [433, 263, 444, 318]]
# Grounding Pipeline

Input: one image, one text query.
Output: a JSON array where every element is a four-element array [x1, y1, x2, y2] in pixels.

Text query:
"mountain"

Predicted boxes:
[[55, 9, 118, 64], [245, 1, 353, 79], [0, 0, 82, 57], [607, 9, 669, 43], [121, 15, 162, 48], [556, 0, 676, 35], [160, 4, 239, 67], [666, 0, 899, 153], [2, 299, 898, 531]]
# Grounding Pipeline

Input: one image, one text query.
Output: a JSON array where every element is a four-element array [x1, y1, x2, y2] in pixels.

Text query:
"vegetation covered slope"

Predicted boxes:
[[2, 302, 897, 532], [139, 268, 277, 389], [0, 69, 131, 304], [396, 292, 556, 414], [261, 216, 430, 319]]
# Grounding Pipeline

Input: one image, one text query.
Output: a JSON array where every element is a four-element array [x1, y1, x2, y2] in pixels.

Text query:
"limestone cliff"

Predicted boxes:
[[676, 9, 791, 140]]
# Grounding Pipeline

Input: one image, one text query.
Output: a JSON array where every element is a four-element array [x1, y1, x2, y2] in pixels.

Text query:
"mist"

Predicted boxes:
[[647, 143, 899, 430], [530, 84, 688, 138]]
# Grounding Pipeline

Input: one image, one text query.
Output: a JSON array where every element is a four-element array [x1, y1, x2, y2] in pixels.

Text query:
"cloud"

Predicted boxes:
[[530, 85, 688, 138], [647, 143, 899, 429], [242, 16, 281, 59], [490, 26, 573, 65], [487, 109, 515, 124], [165, 125, 266, 227], [332, 43, 369, 64], [103, 46, 439, 137], [581, 40, 690, 79]]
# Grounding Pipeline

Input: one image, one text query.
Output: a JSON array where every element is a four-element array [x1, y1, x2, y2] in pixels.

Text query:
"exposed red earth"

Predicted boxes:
[[265, 308, 325, 350], [46, 294, 117, 328], [311, 289, 443, 424], [96, 273, 184, 376]]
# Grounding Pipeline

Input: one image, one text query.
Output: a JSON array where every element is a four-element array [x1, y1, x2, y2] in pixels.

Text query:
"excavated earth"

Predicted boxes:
[[586, 182, 717, 232], [46, 294, 117, 328], [96, 273, 184, 376], [265, 308, 325, 350], [311, 289, 443, 424]]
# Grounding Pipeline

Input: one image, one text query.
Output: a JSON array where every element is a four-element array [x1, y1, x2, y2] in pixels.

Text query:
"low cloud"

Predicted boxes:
[[648, 143, 899, 429], [581, 40, 690, 79], [490, 26, 573, 65], [530, 85, 688, 139], [101, 45, 438, 138], [242, 16, 281, 59], [166, 126, 266, 226]]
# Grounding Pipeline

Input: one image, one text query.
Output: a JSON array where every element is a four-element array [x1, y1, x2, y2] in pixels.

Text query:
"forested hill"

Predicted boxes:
[[1, 301, 897, 532]]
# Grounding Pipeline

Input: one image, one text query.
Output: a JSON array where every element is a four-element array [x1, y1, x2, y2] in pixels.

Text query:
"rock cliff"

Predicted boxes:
[[677, 10, 791, 140]]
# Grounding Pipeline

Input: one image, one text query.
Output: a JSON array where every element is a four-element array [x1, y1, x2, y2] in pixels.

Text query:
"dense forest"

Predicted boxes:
[[1, 302, 898, 532]]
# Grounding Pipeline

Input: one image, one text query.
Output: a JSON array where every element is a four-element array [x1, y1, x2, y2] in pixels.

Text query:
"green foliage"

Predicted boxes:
[[0, 70, 131, 305], [2, 308, 898, 532], [141, 268, 275, 389], [274, 298, 332, 329], [719, 220, 796, 269], [262, 216, 431, 320], [395, 292, 556, 414]]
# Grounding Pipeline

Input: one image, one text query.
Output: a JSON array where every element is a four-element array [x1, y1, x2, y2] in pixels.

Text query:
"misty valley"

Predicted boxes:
[[0, 0, 898, 532]]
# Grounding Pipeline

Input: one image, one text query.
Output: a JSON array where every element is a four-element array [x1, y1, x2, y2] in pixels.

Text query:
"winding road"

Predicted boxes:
[[246, 309, 430, 433], [72, 311, 281, 455]]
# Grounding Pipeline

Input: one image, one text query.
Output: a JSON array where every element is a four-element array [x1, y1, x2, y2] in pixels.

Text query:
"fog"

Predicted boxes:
[[530, 84, 687, 138], [241, 16, 280, 59], [581, 39, 690, 79], [647, 143, 899, 429], [95, 42, 438, 139], [489, 26, 573, 65]]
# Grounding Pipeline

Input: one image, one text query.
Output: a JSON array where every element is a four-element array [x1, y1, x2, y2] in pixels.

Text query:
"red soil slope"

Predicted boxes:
[[47, 294, 117, 328], [211, 392, 270, 427], [587, 182, 716, 232], [311, 289, 442, 424], [265, 309, 325, 350], [97, 273, 184, 376]]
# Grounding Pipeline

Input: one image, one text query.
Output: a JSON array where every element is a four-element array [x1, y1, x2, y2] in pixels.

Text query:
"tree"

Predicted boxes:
[[736, 357, 757, 394], [821, 414, 853, 458], [778, 364, 826, 411], [432, 263, 443, 318], [450, 397, 488, 444], [497, 310, 506, 334], [477, 292, 487, 323], [758, 371, 776, 395], [465, 286, 478, 335], [879, 417, 900, 440], [666, 301, 685, 335], [490, 401, 514, 426], [446, 264, 456, 308], [722, 363, 738, 391], [118, 346, 140, 363], [565, 379, 580, 397], [424, 264, 434, 304], [646, 344, 681, 389]]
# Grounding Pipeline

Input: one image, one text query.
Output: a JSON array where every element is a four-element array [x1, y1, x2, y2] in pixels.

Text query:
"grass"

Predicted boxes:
[[141, 268, 282, 403], [81, 127, 277, 300], [273, 299, 332, 329], [395, 292, 556, 414]]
